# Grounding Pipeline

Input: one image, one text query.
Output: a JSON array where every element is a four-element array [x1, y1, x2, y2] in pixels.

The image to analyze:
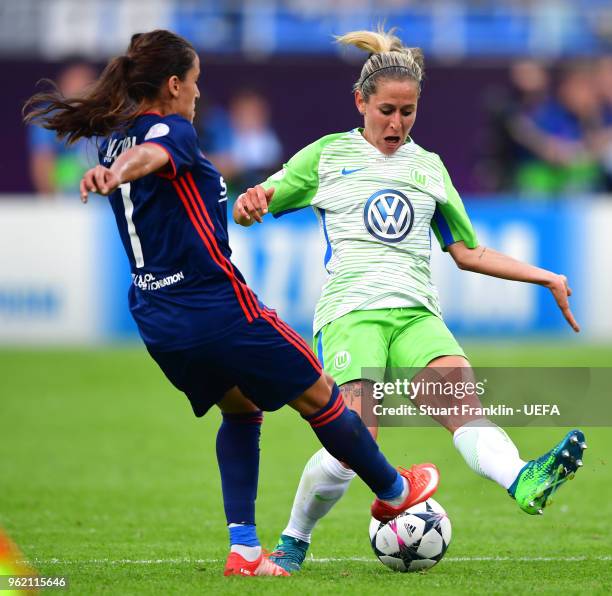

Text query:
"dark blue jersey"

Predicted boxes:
[[99, 112, 260, 350]]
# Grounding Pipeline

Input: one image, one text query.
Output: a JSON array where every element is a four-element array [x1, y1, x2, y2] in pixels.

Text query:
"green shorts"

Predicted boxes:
[[314, 307, 466, 385]]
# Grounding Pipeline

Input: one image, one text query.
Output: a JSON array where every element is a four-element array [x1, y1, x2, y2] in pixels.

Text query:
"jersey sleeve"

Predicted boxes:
[[263, 135, 338, 218], [141, 116, 198, 180], [430, 159, 478, 251]]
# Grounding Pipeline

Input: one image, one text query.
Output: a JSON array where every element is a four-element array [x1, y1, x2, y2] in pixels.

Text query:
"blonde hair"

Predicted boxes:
[[336, 27, 424, 100]]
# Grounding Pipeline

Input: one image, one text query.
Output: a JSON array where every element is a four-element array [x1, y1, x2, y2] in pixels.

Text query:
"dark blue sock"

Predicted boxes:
[[228, 524, 259, 548], [305, 386, 402, 499], [216, 410, 263, 528]]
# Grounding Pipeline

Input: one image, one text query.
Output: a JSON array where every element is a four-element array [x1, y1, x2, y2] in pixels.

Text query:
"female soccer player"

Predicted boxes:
[[234, 28, 587, 572], [23, 30, 440, 578]]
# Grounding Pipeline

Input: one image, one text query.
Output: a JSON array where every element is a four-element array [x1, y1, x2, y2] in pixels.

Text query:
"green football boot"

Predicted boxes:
[[508, 429, 587, 515], [269, 534, 309, 572]]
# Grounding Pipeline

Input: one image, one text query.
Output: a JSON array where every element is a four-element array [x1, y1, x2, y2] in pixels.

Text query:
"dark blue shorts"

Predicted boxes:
[[147, 307, 322, 417]]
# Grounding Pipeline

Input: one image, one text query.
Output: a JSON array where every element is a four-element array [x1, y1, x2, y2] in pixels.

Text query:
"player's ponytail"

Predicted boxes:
[[336, 26, 424, 101], [23, 30, 196, 143]]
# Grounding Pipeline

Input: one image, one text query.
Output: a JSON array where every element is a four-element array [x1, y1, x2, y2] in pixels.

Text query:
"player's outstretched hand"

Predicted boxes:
[[546, 274, 580, 333], [235, 185, 275, 224], [80, 166, 121, 203]]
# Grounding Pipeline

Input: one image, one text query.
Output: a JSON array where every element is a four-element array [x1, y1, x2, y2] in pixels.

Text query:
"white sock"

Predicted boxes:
[[229, 543, 262, 561], [453, 419, 526, 489], [283, 449, 356, 543]]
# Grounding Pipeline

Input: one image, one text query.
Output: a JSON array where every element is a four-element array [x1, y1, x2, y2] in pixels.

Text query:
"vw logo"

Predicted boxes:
[[363, 189, 414, 243]]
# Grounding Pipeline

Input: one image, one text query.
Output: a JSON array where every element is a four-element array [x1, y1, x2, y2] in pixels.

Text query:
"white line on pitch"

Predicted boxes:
[[31, 555, 612, 565]]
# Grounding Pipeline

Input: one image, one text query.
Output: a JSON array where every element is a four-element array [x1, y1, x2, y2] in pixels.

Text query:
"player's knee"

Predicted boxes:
[[218, 387, 261, 414], [323, 372, 336, 391], [290, 373, 337, 416]]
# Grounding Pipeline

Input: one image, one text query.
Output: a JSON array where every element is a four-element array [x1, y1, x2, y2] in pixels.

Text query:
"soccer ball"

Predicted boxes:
[[368, 498, 451, 572]]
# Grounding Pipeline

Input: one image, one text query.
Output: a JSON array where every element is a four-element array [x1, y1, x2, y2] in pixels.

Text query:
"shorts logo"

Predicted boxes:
[[334, 351, 351, 371], [363, 189, 414, 243]]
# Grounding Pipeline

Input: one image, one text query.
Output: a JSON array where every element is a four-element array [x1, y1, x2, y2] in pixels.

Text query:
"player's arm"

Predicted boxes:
[[234, 135, 337, 226], [447, 241, 579, 332], [233, 185, 275, 226], [431, 157, 579, 332], [80, 144, 168, 202]]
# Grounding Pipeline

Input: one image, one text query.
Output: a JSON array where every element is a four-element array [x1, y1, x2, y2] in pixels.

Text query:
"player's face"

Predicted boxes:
[[356, 78, 419, 155], [176, 55, 201, 123]]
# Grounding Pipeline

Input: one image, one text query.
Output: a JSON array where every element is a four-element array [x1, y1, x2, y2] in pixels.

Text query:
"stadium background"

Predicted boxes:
[[1, 1, 611, 594]]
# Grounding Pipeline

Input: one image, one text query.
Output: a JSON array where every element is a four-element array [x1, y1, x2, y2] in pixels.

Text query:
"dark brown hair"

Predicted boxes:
[[23, 30, 196, 144]]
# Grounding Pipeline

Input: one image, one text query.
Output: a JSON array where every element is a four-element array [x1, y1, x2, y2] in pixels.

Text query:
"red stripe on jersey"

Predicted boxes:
[[262, 308, 319, 367], [260, 309, 322, 375], [178, 175, 260, 321], [186, 172, 215, 230], [264, 310, 322, 373], [183, 173, 261, 318], [172, 180, 255, 323]]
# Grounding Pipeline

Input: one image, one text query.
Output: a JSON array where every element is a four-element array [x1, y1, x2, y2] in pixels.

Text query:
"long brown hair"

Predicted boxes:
[[23, 30, 196, 144]]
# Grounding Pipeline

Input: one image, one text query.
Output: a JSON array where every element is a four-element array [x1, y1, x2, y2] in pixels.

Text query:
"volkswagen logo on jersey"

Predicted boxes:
[[363, 189, 414, 243]]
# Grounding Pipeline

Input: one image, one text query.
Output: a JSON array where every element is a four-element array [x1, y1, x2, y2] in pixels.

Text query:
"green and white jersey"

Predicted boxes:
[[262, 128, 478, 335]]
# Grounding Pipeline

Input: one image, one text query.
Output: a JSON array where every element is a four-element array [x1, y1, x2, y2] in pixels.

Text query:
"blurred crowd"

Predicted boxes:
[[26, 56, 612, 200], [27, 61, 98, 195], [196, 89, 282, 199], [479, 57, 612, 196], [27, 63, 283, 200]]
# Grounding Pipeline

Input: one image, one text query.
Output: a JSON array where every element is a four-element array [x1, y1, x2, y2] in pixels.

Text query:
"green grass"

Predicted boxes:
[[1, 344, 611, 594]]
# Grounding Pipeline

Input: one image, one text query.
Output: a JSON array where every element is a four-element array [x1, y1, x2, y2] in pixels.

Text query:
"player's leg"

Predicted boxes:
[[284, 380, 377, 533], [271, 380, 371, 570], [388, 310, 529, 491], [416, 359, 587, 514], [146, 344, 287, 577], [227, 307, 438, 569], [272, 312, 386, 570], [217, 387, 288, 577], [289, 373, 438, 522], [421, 354, 528, 490], [388, 308, 586, 514]]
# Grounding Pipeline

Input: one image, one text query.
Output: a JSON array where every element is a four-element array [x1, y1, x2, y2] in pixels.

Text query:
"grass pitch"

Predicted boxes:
[[1, 343, 611, 594]]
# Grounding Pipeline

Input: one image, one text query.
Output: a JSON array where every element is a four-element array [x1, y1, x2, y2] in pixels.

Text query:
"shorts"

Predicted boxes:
[[148, 307, 322, 417], [314, 307, 466, 385]]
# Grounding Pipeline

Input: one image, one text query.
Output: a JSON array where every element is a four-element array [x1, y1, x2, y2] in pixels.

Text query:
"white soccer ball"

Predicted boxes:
[[368, 498, 452, 572]]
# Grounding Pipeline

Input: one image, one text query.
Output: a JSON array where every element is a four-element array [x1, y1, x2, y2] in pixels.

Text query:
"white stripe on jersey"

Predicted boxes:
[[310, 130, 448, 334]]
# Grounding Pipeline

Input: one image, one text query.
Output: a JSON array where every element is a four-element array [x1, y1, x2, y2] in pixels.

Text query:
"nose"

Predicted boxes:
[[389, 112, 401, 130]]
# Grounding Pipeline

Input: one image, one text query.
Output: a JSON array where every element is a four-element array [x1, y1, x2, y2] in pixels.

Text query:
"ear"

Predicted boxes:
[[355, 89, 366, 115], [167, 75, 181, 99]]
